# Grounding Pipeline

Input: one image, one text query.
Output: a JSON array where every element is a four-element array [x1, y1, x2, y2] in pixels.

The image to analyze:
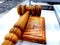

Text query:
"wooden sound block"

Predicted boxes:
[[22, 16, 46, 44]]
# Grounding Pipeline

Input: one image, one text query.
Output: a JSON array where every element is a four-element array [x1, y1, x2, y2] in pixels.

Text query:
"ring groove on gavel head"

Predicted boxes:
[[2, 40, 14, 45], [9, 27, 21, 39], [5, 33, 19, 44], [35, 5, 42, 16], [30, 5, 36, 16]]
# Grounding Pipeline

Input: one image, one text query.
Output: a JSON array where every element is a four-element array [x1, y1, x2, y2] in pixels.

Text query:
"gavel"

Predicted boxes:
[[2, 5, 42, 45], [17, 5, 42, 16]]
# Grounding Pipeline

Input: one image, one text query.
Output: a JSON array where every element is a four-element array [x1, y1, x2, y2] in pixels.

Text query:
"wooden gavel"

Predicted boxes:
[[2, 5, 42, 45]]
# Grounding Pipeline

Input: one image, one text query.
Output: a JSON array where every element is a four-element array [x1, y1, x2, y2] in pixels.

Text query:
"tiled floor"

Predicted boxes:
[[0, 1, 22, 14]]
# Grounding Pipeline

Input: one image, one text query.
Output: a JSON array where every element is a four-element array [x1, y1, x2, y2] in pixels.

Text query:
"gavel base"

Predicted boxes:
[[22, 16, 46, 44]]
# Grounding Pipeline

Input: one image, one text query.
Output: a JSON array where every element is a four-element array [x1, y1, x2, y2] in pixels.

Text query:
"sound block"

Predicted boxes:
[[22, 16, 46, 44]]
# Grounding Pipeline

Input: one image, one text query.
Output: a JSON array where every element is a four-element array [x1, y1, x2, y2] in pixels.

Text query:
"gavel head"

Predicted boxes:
[[17, 4, 42, 16]]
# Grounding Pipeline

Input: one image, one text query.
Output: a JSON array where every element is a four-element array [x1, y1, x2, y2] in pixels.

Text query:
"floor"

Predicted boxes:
[[0, 1, 22, 14]]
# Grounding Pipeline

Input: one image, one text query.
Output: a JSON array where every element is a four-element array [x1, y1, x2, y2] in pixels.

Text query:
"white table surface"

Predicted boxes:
[[53, 5, 60, 24], [53, 5, 60, 18], [0, 7, 60, 45]]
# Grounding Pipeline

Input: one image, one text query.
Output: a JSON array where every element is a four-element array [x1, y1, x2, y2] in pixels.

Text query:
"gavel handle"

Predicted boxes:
[[2, 11, 30, 45]]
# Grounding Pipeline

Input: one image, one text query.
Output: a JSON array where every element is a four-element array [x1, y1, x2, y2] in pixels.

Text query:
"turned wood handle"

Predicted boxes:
[[14, 11, 30, 31]]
